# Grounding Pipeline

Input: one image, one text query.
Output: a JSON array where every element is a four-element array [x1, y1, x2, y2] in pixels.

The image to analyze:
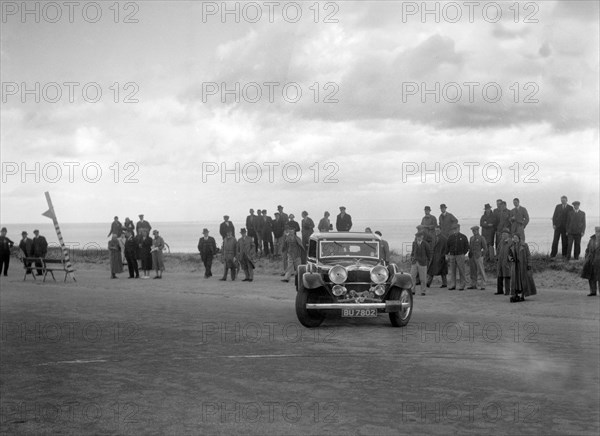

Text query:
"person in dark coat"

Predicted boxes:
[[411, 232, 431, 296], [123, 217, 135, 234], [151, 230, 165, 279], [550, 195, 573, 258], [19, 231, 34, 275], [237, 228, 255, 282], [510, 198, 529, 242], [494, 201, 511, 252], [272, 212, 285, 260], [108, 234, 123, 279], [246, 208, 257, 247], [439, 204, 458, 237], [480, 204, 496, 261], [32, 229, 48, 276], [0, 227, 15, 276], [198, 228, 217, 278], [336, 206, 352, 232], [508, 234, 536, 302], [446, 224, 469, 290], [220, 230, 237, 281], [566, 201, 586, 260], [123, 230, 139, 278], [421, 206, 437, 244], [495, 228, 512, 295], [219, 215, 235, 240], [581, 227, 600, 296], [261, 209, 274, 258], [107, 216, 123, 237], [287, 214, 300, 233], [135, 214, 151, 236], [301, 211, 315, 251], [427, 226, 448, 288], [137, 228, 153, 279], [375, 231, 390, 264], [281, 229, 305, 283]]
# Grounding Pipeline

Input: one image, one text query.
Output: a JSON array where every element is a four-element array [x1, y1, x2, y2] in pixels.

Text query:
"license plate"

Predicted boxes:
[[341, 308, 377, 317]]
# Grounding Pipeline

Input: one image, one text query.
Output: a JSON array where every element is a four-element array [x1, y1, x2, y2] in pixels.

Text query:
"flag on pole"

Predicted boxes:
[[42, 192, 76, 281]]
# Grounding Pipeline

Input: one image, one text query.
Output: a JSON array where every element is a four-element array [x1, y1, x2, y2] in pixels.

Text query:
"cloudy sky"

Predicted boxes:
[[1, 0, 598, 224]]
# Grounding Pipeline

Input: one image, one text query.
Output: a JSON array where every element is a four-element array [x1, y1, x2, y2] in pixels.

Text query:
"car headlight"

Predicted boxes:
[[370, 265, 389, 284], [372, 284, 386, 296], [328, 265, 348, 284], [332, 285, 347, 296]]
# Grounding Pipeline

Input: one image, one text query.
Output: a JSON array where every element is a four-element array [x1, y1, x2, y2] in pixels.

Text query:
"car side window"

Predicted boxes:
[[308, 240, 317, 258]]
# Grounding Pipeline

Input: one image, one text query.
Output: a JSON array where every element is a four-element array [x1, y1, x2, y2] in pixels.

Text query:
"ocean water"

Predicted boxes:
[[4, 217, 597, 256]]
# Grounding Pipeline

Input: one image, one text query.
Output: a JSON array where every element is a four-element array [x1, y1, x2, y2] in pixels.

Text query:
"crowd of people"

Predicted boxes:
[[0, 196, 598, 298]]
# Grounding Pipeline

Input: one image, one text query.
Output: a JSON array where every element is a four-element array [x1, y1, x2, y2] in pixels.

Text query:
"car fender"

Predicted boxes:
[[303, 273, 326, 290], [390, 272, 412, 290]]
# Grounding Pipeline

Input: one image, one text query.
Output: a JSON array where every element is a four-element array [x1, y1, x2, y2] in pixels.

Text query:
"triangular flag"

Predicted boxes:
[[42, 208, 56, 220]]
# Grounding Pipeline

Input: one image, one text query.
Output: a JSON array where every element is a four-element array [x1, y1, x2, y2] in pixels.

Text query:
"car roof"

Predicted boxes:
[[310, 232, 382, 241]]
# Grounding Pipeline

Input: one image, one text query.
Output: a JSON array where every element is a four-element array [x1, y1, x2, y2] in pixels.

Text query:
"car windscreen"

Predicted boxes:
[[319, 240, 380, 259]]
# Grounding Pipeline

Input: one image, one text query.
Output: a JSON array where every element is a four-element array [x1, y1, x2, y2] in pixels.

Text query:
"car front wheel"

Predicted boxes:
[[295, 279, 325, 328], [388, 287, 413, 327]]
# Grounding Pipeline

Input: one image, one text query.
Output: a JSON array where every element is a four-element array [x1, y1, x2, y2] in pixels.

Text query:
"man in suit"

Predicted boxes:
[[220, 230, 237, 281], [439, 204, 458, 237], [480, 203, 496, 261], [510, 198, 529, 242], [261, 209, 274, 258], [32, 229, 48, 275], [421, 206, 437, 244], [237, 228, 255, 282], [219, 215, 235, 240], [124, 229, 140, 278], [468, 226, 488, 290], [301, 211, 315, 250], [411, 232, 431, 296], [336, 206, 352, 232], [198, 228, 217, 278], [253, 209, 264, 256], [0, 227, 15, 276], [551, 195, 573, 258], [427, 226, 448, 288], [375, 231, 390, 264], [494, 200, 511, 253], [272, 212, 285, 260], [566, 201, 586, 260], [246, 209, 257, 248], [446, 224, 469, 290], [136, 214, 151, 236], [281, 229, 305, 283], [19, 231, 34, 275]]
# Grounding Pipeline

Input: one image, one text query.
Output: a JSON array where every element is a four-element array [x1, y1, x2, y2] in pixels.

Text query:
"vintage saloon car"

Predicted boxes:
[[295, 232, 414, 328]]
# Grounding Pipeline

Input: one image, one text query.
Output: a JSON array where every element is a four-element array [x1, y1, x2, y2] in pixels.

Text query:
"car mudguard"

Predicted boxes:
[[390, 272, 412, 290], [303, 273, 326, 290]]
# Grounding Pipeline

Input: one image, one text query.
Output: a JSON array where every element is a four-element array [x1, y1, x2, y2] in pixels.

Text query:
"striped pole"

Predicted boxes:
[[42, 192, 76, 282]]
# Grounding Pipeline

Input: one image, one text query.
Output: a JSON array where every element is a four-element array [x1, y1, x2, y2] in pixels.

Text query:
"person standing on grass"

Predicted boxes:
[[0, 227, 15, 276], [281, 228, 304, 283], [124, 230, 139, 279], [439, 204, 458, 237], [108, 233, 123, 279], [220, 230, 237, 281], [480, 204, 496, 261], [495, 201, 511, 253], [32, 229, 48, 276], [19, 231, 34, 275], [261, 209, 274, 258], [566, 201, 586, 260], [219, 215, 235, 241], [137, 228, 153, 279], [272, 212, 285, 261], [582, 226, 600, 296], [421, 206, 437, 244], [446, 224, 468, 290], [495, 228, 512, 295], [237, 228, 255, 282], [510, 198, 529, 242], [550, 195, 573, 258], [151, 230, 165, 279], [198, 228, 217, 278]]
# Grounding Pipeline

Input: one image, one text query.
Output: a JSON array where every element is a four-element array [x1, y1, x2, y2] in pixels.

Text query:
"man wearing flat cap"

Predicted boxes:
[[136, 214, 151, 236], [219, 215, 235, 240], [445, 224, 469, 290], [551, 195, 573, 258], [439, 204, 458, 237], [421, 206, 437, 244], [19, 231, 34, 275], [32, 229, 48, 276], [480, 204, 496, 261], [336, 206, 352, 232], [468, 226, 488, 290], [237, 229, 255, 282], [411, 231, 431, 296], [566, 201, 586, 260], [198, 228, 217, 278]]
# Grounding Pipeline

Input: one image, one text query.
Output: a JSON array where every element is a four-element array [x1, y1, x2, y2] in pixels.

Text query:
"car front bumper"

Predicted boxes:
[[305, 301, 409, 312]]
